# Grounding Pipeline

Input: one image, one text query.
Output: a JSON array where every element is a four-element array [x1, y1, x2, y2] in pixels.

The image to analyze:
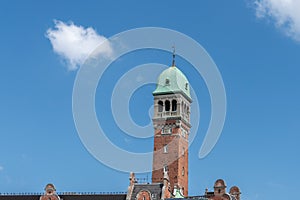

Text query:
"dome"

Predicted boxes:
[[45, 183, 56, 191], [153, 66, 191, 100], [229, 186, 241, 194], [214, 179, 227, 188]]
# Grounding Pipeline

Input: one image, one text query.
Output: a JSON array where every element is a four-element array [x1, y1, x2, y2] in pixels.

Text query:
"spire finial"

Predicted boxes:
[[172, 45, 176, 67]]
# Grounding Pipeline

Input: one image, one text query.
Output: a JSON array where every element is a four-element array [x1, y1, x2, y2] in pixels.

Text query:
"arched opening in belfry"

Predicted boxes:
[[165, 100, 170, 111], [172, 100, 177, 111], [158, 101, 163, 112]]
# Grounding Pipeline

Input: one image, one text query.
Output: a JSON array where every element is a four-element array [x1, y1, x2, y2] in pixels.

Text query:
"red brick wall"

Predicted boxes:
[[152, 122, 189, 196]]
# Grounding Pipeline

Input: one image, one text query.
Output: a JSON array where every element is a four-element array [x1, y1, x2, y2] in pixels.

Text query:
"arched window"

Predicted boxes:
[[158, 101, 163, 112], [172, 100, 177, 111], [165, 100, 170, 111]]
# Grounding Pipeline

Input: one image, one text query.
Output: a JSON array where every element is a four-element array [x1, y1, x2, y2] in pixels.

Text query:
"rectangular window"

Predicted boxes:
[[163, 145, 168, 153], [162, 128, 172, 134], [163, 165, 168, 172]]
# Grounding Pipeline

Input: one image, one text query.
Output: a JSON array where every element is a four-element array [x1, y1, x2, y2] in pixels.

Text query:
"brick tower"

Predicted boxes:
[[151, 53, 192, 196]]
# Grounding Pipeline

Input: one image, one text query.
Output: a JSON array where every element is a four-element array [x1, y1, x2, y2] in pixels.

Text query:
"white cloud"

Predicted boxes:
[[0, 165, 4, 171], [254, 0, 300, 42], [46, 20, 113, 70]]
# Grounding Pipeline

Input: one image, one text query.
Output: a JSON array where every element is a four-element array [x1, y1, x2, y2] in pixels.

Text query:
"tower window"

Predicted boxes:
[[172, 100, 177, 111], [163, 145, 168, 153], [185, 83, 189, 90], [163, 165, 168, 172], [182, 167, 185, 176], [162, 128, 171, 134], [165, 100, 170, 111], [165, 78, 170, 85], [158, 101, 163, 112]]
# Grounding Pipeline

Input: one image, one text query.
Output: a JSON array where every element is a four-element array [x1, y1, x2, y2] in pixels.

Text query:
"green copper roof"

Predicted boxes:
[[153, 66, 191, 100]]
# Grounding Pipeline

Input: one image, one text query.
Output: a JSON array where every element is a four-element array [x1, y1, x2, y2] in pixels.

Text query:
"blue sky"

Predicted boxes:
[[0, 1, 300, 200]]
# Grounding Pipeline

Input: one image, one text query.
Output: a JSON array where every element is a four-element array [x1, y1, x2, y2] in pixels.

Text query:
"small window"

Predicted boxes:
[[165, 100, 170, 111], [163, 165, 168, 172], [185, 83, 189, 90], [182, 147, 185, 156], [158, 101, 163, 112], [182, 167, 185, 176], [165, 78, 170, 85], [163, 145, 168, 153], [162, 127, 171, 134]]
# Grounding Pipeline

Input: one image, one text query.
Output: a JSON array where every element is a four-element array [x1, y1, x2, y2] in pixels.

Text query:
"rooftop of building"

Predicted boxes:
[[153, 65, 191, 101]]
